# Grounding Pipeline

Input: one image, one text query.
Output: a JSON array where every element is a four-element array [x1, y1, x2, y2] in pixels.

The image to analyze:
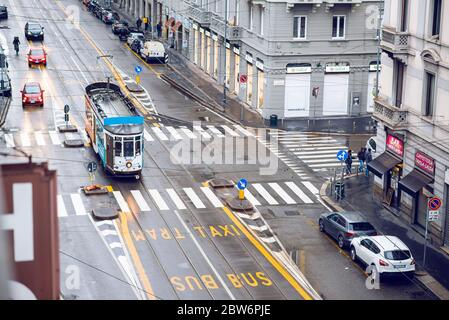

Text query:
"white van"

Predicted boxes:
[[140, 41, 167, 64]]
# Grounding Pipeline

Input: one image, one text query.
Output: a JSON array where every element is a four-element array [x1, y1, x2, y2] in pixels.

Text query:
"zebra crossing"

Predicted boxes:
[[0, 130, 87, 149], [268, 131, 355, 175], [57, 181, 320, 217]]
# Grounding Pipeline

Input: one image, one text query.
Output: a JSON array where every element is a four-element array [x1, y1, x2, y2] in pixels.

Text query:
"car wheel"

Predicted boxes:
[[350, 246, 357, 261], [338, 235, 345, 249], [319, 219, 325, 232], [43, 63, 47, 67], [28, 63, 31, 68]]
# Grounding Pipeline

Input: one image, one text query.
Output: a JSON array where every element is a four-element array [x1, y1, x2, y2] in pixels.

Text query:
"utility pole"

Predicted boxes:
[[375, 3, 384, 97], [223, 0, 228, 104]]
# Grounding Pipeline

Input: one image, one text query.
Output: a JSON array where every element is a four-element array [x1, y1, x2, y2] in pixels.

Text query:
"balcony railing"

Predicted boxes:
[[209, 15, 242, 40], [373, 97, 408, 130], [186, 4, 212, 26], [381, 28, 410, 54]]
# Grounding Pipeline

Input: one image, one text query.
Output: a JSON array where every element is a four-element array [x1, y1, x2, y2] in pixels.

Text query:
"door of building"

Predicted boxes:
[[367, 71, 376, 113], [323, 73, 349, 116], [284, 73, 311, 117], [234, 54, 240, 95], [246, 63, 253, 105], [256, 68, 264, 110], [416, 190, 428, 229]]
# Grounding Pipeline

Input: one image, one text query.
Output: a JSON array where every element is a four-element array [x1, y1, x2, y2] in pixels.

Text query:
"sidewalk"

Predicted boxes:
[[111, 3, 264, 128], [321, 174, 449, 300]]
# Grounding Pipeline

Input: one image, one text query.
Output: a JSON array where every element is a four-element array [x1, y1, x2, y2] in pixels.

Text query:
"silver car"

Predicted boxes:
[[318, 211, 377, 248]]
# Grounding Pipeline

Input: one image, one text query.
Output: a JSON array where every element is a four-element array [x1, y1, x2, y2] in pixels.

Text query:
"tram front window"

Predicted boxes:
[[124, 137, 134, 157], [135, 136, 141, 156], [114, 137, 122, 157]]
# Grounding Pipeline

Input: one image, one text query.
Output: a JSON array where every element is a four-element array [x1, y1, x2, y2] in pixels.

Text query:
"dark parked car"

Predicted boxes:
[[130, 39, 143, 53], [93, 6, 103, 18], [112, 21, 129, 35], [319, 211, 377, 248], [0, 5, 8, 19], [25, 22, 44, 41], [118, 28, 129, 41], [0, 69, 12, 97], [87, 1, 98, 11]]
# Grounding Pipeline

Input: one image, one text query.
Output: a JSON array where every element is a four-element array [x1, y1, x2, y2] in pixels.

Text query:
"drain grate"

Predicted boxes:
[[285, 210, 300, 216]]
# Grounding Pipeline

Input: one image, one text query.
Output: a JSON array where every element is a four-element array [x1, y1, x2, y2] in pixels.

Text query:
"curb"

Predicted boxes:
[[320, 177, 449, 300]]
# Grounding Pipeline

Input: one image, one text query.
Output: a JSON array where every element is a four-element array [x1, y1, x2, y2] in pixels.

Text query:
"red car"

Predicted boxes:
[[21, 82, 44, 108], [27, 48, 47, 67]]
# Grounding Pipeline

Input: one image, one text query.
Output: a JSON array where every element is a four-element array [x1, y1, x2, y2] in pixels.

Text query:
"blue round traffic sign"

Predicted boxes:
[[135, 65, 143, 74], [337, 150, 348, 162], [428, 197, 442, 210], [237, 178, 248, 190]]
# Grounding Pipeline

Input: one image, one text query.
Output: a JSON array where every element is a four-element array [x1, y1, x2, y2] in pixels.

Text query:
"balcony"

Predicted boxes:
[[186, 4, 212, 26], [381, 27, 410, 55], [210, 15, 243, 40], [373, 97, 408, 130]]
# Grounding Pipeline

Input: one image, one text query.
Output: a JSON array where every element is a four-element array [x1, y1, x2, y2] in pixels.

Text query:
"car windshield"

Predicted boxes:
[[384, 250, 411, 261], [25, 85, 40, 94], [30, 49, 44, 56], [29, 25, 42, 31], [349, 222, 375, 231]]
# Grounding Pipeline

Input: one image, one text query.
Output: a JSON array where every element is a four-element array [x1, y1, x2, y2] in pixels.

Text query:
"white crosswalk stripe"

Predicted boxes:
[[70, 193, 87, 216], [221, 125, 240, 137], [151, 127, 169, 141], [206, 125, 225, 138], [166, 188, 187, 210], [285, 182, 313, 204], [20, 133, 31, 147], [148, 189, 169, 210], [179, 127, 197, 139], [57, 195, 68, 217], [234, 125, 253, 136], [200, 187, 223, 208], [113, 191, 131, 212], [193, 125, 212, 140], [165, 126, 183, 140], [302, 181, 319, 195], [242, 188, 261, 206], [49, 131, 61, 145], [5, 133, 14, 148], [34, 132, 45, 146], [144, 129, 154, 141], [252, 183, 279, 205], [268, 183, 296, 205], [130, 190, 151, 212], [183, 187, 206, 209]]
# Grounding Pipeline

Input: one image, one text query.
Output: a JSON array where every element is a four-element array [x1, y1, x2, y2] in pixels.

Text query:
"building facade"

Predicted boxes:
[[118, 0, 381, 121], [370, 0, 449, 247]]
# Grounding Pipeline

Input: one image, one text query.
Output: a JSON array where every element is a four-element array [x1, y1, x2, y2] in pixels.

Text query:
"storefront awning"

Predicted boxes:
[[399, 170, 433, 196], [165, 17, 175, 28], [172, 21, 182, 31], [367, 152, 402, 177]]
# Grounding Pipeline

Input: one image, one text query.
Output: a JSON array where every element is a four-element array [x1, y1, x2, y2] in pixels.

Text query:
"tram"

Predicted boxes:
[[85, 82, 144, 179]]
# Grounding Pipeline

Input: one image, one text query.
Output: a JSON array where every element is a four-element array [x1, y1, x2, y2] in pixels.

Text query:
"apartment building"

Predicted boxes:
[[119, 0, 381, 123], [369, 0, 449, 247]]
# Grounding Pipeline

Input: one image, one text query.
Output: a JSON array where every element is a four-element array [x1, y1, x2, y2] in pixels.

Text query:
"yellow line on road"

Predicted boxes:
[[222, 206, 313, 300], [124, 44, 161, 77], [118, 211, 156, 300]]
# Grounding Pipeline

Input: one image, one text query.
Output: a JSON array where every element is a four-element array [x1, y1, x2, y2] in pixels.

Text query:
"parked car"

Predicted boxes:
[[21, 82, 44, 108], [101, 10, 114, 24], [82, 0, 91, 6], [366, 136, 377, 154], [93, 6, 103, 18], [140, 41, 167, 64], [87, 0, 98, 12], [0, 69, 11, 97], [350, 235, 415, 280], [118, 28, 129, 41], [27, 48, 47, 67], [112, 21, 128, 35], [24, 22, 44, 41], [127, 32, 144, 46], [319, 211, 377, 248], [130, 39, 143, 53], [0, 5, 8, 19]]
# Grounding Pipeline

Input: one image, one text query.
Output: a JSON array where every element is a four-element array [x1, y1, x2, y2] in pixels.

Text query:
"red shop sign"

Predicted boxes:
[[386, 134, 404, 158], [415, 151, 435, 176]]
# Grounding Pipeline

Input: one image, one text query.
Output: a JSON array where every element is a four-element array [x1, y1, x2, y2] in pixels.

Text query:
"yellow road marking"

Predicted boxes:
[[222, 206, 313, 300], [105, 185, 113, 192], [124, 43, 162, 77], [118, 211, 156, 300]]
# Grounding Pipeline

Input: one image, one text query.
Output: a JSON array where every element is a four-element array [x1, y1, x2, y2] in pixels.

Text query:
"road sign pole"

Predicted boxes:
[[423, 199, 429, 269]]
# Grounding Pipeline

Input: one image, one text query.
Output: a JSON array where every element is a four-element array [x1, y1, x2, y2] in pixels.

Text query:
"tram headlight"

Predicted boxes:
[[126, 161, 132, 168]]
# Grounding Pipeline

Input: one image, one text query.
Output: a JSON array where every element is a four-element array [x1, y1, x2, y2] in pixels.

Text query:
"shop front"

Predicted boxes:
[[399, 151, 435, 229], [284, 63, 312, 118], [246, 52, 253, 106], [367, 133, 404, 208], [233, 46, 240, 95], [256, 59, 264, 111], [322, 63, 350, 116]]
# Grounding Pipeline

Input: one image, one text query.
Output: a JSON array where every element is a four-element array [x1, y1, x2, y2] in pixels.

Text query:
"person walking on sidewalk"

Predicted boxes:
[[136, 17, 142, 30], [345, 149, 353, 174], [156, 21, 162, 38], [357, 147, 366, 173], [365, 148, 373, 177], [143, 17, 149, 31]]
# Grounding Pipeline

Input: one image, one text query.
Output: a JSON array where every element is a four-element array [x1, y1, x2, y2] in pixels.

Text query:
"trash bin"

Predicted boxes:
[[270, 114, 278, 128], [334, 181, 345, 200]]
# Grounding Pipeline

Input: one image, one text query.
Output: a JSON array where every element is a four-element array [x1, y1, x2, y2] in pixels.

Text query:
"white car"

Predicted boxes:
[[350, 235, 415, 279], [140, 40, 167, 63], [127, 32, 144, 46]]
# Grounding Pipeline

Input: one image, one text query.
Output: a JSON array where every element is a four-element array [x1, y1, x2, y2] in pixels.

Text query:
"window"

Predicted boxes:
[[336, 217, 346, 228], [400, 0, 409, 32], [260, 7, 264, 36], [293, 16, 307, 39], [424, 72, 435, 116], [431, 0, 442, 36], [393, 59, 405, 107], [249, 4, 253, 30], [135, 136, 141, 156], [236, 0, 240, 25], [384, 250, 411, 261], [124, 137, 134, 157], [332, 15, 345, 39], [114, 137, 122, 157], [349, 222, 375, 232]]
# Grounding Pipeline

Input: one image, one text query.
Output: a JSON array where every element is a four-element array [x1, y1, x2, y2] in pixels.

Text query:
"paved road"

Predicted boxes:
[[0, 0, 436, 300]]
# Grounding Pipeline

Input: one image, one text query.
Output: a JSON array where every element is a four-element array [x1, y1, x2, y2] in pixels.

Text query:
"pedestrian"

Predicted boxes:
[[144, 17, 149, 31], [345, 149, 353, 175], [156, 21, 162, 38], [357, 147, 366, 173], [365, 148, 373, 177], [136, 17, 142, 30]]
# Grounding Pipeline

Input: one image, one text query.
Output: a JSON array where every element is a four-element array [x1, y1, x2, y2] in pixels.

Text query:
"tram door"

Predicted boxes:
[[106, 134, 114, 169]]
